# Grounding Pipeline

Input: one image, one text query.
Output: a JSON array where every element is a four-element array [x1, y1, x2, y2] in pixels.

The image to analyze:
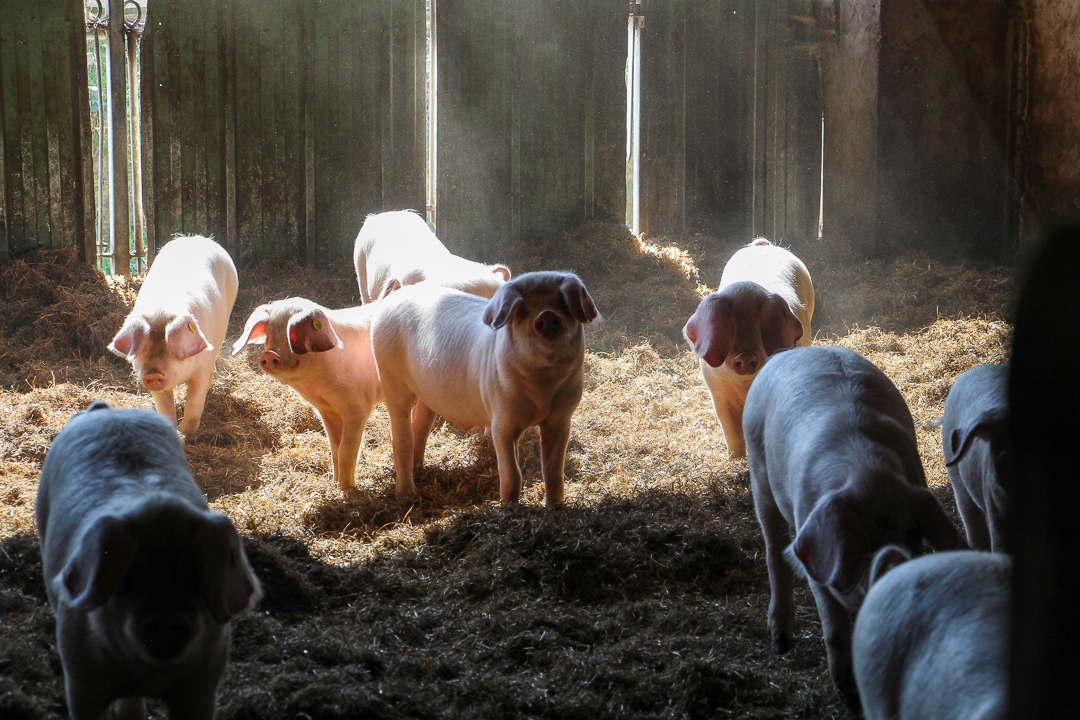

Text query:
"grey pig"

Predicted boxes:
[[853, 547, 1009, 720], [37, 401, 261, 720], [743, 346, 964, 712], [939, 363, 1010, 552]]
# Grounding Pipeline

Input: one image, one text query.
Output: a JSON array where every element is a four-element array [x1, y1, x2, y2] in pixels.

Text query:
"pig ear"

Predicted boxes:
[[909, 487, 966, 551], [491, 265, 512, 282], [287, 307, 342, 355], [62, 516, 138, 610], [195, 513, 261, 624], [790, 493, 870, 594], [759, 294, 803, 356], [232, 306, 272, 356], [108, 315, 151, 360], [868, 544, 910, 587], [379, 278, 403, 301], [683, 296, 732, 368], [945, 407, 1007, 466], [166, 314, 212, 360], [483, 283, 523, 329], [560, 275, 599, 324]]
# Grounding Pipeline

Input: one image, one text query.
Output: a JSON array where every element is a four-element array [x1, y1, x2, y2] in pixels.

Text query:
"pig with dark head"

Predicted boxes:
[[683, 238, 814, 458], [108, 236, 238, 440], [371, 271, 599, 505], [232, 298, 383, 490], [37, 401, 260, 720]]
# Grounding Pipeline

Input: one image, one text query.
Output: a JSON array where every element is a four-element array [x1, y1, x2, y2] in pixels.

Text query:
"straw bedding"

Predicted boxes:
[[0, 222, 1013, 719]]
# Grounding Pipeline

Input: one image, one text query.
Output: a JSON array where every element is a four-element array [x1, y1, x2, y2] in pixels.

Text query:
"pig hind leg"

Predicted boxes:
[[539, 417, 572, 506], [757, 499, 796, 653], [410, 402, 438, 469], [384, 389, 419, 500], [809, 580, 861, 713]]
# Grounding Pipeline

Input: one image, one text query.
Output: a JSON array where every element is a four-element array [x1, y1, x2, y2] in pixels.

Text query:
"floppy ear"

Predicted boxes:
[[378, 278, 402, 300], [560, 275, 598, 323], [945, 407, 1007, 466], [790, 493, 870, 594], [909, 487, 966, 550], [109, 315, 151, 360], [759, 294, 803, 356], [287, 307, 342, 355], [683, 296, 732, 369], [195, 513, 261, 624], [62, 516, 138, 610], [483, 283, 523, 329], [232, 306, 272, 356], [868, 544, 911, 587], [166, 314, 212, 360]]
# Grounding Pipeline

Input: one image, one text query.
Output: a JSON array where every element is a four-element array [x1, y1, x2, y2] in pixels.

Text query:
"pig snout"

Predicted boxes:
[[729, 351, 761, 376], [258, 350, 283, 373], [534, 310, 564, 340], [137, 612, 198, 661], [142, 372, 168, 391]]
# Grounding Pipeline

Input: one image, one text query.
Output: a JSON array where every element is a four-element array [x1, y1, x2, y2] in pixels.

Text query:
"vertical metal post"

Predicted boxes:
[[627, 1, 643, 235], [108, 0, 131, 275], [426, 0, 438, 230]]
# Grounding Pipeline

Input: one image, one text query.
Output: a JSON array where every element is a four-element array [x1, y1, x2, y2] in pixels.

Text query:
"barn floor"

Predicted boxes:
[[0, 222, 1013, 719]]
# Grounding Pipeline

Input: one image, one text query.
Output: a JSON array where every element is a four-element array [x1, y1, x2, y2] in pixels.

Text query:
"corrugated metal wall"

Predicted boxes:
[[435, 0, 627, 261], [141, 0, 426, 267], [0, 0, 95, 262]]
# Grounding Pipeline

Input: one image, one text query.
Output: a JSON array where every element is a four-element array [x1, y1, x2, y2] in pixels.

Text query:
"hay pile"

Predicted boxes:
[[0, 223, 1015, 719]]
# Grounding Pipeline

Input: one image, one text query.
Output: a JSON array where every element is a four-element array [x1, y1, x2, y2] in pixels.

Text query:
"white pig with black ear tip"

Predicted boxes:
[[36, 401, 261, 720], [108, 235, 238, 440], [353, 209, 511, 303], [683, 238, 814, 459], [232, 298, 383, 490], [853, 547, 1009, 720], [371, 271, 599, 505], [742, 345, 964, 712], [939, 363, 1010, 552]]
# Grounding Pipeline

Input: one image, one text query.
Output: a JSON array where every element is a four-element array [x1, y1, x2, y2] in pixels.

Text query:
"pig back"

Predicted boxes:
[[719, 242, 815, 345]]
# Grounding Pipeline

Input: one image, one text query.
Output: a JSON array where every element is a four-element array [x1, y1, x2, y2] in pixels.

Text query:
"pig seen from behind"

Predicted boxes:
[[108, 236, 238, 440], [370, 271, 598, 505], [37, 401, 261, 720], [853, 547, 1009, 720], [939, 363, 1010, 552], [743, 346, 964, 711], [683, 238, 814, 459], [232, 298, 383, 490], [354, 210, 511, 303]]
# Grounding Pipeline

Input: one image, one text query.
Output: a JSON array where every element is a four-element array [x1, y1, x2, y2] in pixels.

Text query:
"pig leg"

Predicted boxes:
[[492, 418, 525, 505], [150, 388, 177, 426], [335, 408, 371, 491], [712, 398, 747, 459], [66, 683, 111, 720], [385, 392, 418, 500], [950, 470, 991, 551], [539, 417, 571, 506], [988, 506, 1007, 554], [410, 401, 438, 469], [114, 697, 146, 720], [809, 580, 860, 712], [317, 409, 346, 486], [178, 374, 210, 438], [758, 500, 796, 653]]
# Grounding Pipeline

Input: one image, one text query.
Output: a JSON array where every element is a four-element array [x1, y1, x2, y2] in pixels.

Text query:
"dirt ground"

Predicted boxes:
[[0, 222, 1013, 719]]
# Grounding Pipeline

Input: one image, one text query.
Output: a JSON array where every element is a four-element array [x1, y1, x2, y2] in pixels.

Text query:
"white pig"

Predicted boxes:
[[743, 345, 964, 711], [353, 209, 511, 302], [683, 238, 814, 459], [939, 363, 1010, 552], [108, 236, 238, 439], [37, 401, 260, 720], [853, 547, 1009, 720], [232, 298, 383, 490], [370, 271, 598, 505]]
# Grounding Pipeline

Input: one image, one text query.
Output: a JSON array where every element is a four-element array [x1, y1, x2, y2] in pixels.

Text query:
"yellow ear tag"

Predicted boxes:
[[313, 319, 323, 331], [188, 321, 198, 333]]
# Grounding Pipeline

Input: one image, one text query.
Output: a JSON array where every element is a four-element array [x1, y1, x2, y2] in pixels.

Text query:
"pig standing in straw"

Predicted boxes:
[[743, 346, 964, 712], [371, 271, 598, 505], [108, 236, 238, 440], [683, 238, 813, 459], [354, 210, 511, 302], [853, 547, 1009, 720], [232, 298, 382, 490], [37, 401, 260, 720]]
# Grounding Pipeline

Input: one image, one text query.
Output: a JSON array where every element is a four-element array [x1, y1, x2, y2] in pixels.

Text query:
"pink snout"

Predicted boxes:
[[728, 351, 761, 376], [142, 372, 168, 391], [534, 310, 564, 340], [259, 350, 283, 374]]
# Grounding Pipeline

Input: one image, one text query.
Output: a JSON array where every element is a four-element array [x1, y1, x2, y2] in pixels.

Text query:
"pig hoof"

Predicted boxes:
[[771, 633, 793, 654]]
